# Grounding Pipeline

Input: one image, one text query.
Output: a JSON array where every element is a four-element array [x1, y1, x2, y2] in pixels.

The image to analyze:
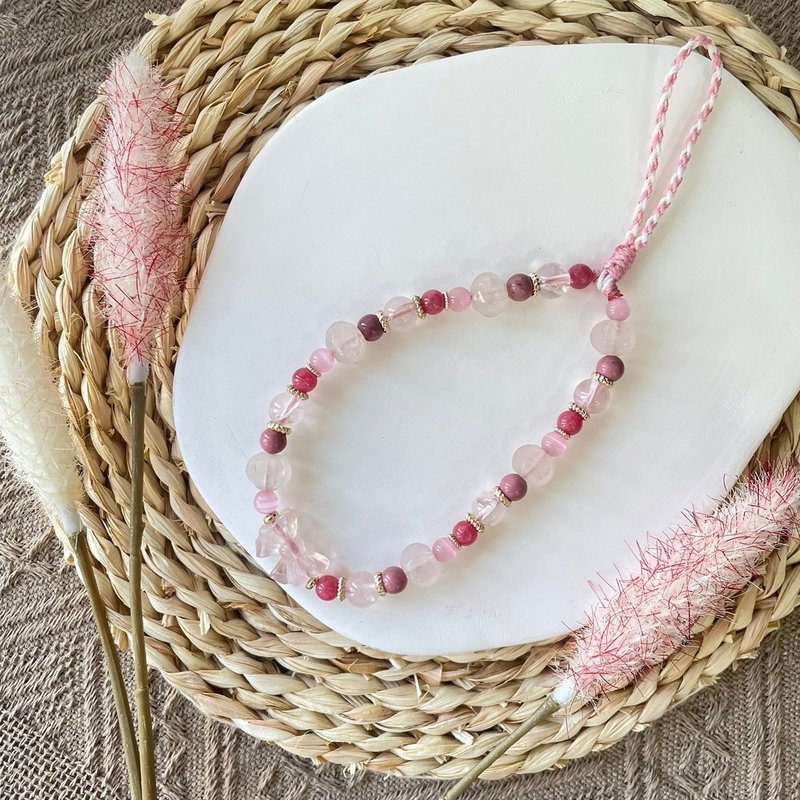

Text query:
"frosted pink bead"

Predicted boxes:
[[470, 272, 508, 317], [574, 379, 611, 413], [269, 391, 304, 425], [384, 296, 418, 331], [326, 321, 366, 363], [537, 262, 571, 298], [246, 452, 292, 490], [253, 490, 279, 514], [448, 287, 472, 312], [309, 347, 335, 374], [346, 571, 378, 607], [381, 566, 408, 594], [512, 444, 554, 486], [472, 491, 505, 526], [590, 319, 636, 356], [606, 297, 631, 321], [432, 537, 459, 562], [401, 543, 441, 587], [541, 431, 568, 457]]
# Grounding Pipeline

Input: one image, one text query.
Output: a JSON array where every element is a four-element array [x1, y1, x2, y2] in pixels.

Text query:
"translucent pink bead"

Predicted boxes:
[[606, 297, 631, 321], [246, 452, 292, 490], [253, 490, 279, 514], [448, 287, 472, 312], [472, 491, 505, 526], [574, 378, 611, 413], [384, 296, 418, 331], [269, 391, 305, 425], [346, 571, 378, 607], [309, 347, 335, 373], [432, 537, 459, 562], [326, 321, 366, 364], [537, 262, 571, 298], [401, 543, 441, 587], [470, 272, 508, 318], [590, 319, 636, 356], [511, 444, 554, 486], [541, 431, 568, 457]]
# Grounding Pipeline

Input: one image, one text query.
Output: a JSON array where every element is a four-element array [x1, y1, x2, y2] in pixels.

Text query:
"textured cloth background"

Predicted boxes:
[[1, 2, 799, 798]]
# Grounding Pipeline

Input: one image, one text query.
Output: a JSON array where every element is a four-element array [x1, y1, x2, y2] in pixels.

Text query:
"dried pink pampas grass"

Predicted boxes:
[[85, 50, 186, 381]]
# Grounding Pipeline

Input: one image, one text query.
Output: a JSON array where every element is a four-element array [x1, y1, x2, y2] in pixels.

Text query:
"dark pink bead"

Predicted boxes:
[[596, 355, 625, 381], [557, 410, 584, 435], [315, 575, 339, 601], [292, 367, 318, 392], [382, 566, 408, 594], [421, 290, 446, 315], [358, 313, 384, 342], [499, 473, 527, 502], [506, 273, 534, 302], [260, 428, 287, 454], [569, 263, 595, 289], [452, 519, 478, 547]]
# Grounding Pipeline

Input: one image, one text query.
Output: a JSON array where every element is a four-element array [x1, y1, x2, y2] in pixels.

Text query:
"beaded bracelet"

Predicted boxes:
[[244, 36, 723, 608]]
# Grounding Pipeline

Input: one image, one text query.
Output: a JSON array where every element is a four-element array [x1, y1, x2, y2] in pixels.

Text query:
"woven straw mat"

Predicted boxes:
[[8, 0, 800, 782]]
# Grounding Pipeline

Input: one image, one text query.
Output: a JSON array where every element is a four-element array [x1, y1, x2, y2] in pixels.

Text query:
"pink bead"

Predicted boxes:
[[574, 379, 611, 413], [381, 566, 408, 594], [433, 536, 459, 562], [606, 297, 631, 321], [569, 263, 594, 290], [557, 410, 584, 436], [499, 473, 527, 501], [448, 287, 472, 312], [401, 543, 440, 587], [309, 348, 335, 374], [596, 355, 625, 382], [541, 431, 568, 457], [253, 490, 279, 514], [292, 367, 318, 393], [452, 519, 478, 546], [384, 296, 418, 331], [512, 444, 554, 486], [346, 571, 378, 607], [315, 574, 339, 601], [260, 428, 287, 454], [421, 290, 446, 315], [538, 263, 571, 298]]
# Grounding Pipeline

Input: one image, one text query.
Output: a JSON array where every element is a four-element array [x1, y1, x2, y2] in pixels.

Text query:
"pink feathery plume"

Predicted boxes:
[[85, 50, 186, 382]]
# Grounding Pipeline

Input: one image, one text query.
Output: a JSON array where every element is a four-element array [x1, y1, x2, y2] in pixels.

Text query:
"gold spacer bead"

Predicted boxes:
[[494, 486, 512, 507], [448, 532, 462, 549], [305, 577, 318, 590], [443, 290, 451, 310], [528, 273, 542, 297], [264, 512, 278, 525], [465, 512, 485, 535], [306, 363, 321, 378], [378, 309, 390, 333], [337, 576, 347, 602], [412, 295, 426, 319], [286, 386, 309, 400], [267, 421, 291, 435], [374, 571, 386, 596], [568, 402, 589, 420], [554, 427, 571, 440], [592, 372, 614, 388]]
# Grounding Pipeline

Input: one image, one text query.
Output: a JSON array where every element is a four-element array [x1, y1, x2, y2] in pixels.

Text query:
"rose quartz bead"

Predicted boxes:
[[596, 355, 625, 382], [472, 491, 505, 526], [541, 431, 568, 457], [512, 444, 554, 486], [538, 263, 571, 298], [309, 347, 335, 374], [401, 543, 441, 587], [432, 536, 459, 562], [384, 296, 418, 331], [315, 574, 339, 601], [557, 410, 584, 436], [470, 272, 508, 317], [253, 490, 279, 514], [269, 391, 304, 425], [326, 321, 366, 364], [574, 379, 611, 413], [292, 367, 318, 393], [260, 427, 287, 454], [590, 319, 636, 356], [569, 263, 594, 290], [606, 297, 631, 321], [448, 287, 472, 312], [346, 571, 378, 607], [499, 473, 527, 502], [452, 519, 478, 546], [381, 566, 408, 594], [421, 290, 446, 315], [246, 452, 292, 490]]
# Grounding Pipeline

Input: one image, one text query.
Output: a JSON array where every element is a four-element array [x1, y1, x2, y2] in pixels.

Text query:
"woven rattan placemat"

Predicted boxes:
[[4, 0, 800, 792]]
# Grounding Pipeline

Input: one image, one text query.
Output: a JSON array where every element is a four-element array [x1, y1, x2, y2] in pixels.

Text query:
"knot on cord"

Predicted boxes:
[[596, 243, 637, 299]]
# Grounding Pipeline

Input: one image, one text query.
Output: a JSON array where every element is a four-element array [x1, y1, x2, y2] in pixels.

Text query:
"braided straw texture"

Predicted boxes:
[[8, 0, 800, 780]]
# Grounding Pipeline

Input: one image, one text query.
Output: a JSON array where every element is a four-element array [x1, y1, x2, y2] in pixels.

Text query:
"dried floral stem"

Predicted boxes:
[[440, 696, 561, 800], [71, 529, 142, 800], [129, 377, 157, 800]]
